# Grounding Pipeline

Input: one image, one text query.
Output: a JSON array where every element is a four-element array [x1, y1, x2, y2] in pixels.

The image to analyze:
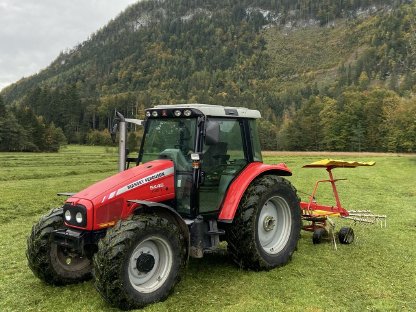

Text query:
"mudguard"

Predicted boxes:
[[218, 162, 292, 222]]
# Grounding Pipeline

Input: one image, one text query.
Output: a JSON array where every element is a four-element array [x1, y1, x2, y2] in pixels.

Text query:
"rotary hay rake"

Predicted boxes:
[[299, 159, 387, 248]]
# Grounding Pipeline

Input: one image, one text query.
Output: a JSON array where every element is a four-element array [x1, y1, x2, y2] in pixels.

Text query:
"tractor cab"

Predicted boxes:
[[137, 104, 263, 218]]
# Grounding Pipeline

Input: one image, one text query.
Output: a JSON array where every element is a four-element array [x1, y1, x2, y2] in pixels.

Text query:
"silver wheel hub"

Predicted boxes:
[[128, 236, 173, 293], [258, 196, 292, 255], [263, 216, 276, 232]]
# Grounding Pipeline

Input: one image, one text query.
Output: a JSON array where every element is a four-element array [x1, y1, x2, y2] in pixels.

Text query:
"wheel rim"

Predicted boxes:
[[257, 195, 292, 255], [128, 236, 173, 293], [52, 244, 91, 272]]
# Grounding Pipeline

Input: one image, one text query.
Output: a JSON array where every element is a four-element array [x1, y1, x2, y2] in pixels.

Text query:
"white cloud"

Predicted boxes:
[[0, 0, 138, 91]]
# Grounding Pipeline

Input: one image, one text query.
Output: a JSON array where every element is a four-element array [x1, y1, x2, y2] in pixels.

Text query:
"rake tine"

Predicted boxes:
[[326, 217, 337, 250]]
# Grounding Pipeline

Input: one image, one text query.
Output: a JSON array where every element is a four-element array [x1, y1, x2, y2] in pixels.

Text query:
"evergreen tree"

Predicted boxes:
[[0, 112, 35, 151], [0, 95, 5, 116]]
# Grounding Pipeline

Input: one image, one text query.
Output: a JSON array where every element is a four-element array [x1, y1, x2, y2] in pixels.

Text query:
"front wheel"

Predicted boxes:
[[227, 175, 301, 270], [93, 214, 185, 310], [26, 208, 92, 285]]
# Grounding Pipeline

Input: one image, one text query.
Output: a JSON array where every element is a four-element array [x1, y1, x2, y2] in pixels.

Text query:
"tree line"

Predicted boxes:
[[0, 0, 415, 152], [0, 95, 66, 152], [279, 88, 416, 152]]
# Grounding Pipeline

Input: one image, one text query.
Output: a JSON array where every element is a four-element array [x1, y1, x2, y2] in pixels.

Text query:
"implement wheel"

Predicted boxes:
[[227, 175, 301, 270], [338, 227, 354, 244], [93, 214, 185, 310], [26, 208, 92, 285], [312, 228, 328, 244]]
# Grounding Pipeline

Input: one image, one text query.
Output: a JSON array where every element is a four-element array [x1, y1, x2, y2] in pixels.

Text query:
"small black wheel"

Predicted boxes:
[[93, 214, 185, 310], [338, 227, 354, 244], [26, 208, 92, 285], [312, 227, 328, 244], [226, 175, 301, 270]]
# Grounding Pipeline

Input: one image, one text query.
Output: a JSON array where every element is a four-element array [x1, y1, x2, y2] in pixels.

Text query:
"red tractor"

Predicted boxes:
[[27, 104, 301, 310]]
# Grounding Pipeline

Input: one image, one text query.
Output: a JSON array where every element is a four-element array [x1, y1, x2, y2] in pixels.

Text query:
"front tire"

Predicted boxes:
[[227, 175, 301, 270], [26, 208, 92, 285], [93, 214, 184, 310]]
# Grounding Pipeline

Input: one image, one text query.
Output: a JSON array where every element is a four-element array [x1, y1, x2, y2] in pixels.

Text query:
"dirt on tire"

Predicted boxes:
[[93, 213, 185, 310], [26, 207, 92, 285], [226, 175, 301, 270]]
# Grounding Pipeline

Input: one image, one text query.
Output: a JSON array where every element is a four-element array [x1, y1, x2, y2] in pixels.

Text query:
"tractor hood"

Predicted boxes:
[[65, 159, 176, 230]]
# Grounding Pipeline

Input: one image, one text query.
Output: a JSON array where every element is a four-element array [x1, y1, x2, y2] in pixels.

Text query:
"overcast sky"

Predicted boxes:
[[0, 0, 138, 91]]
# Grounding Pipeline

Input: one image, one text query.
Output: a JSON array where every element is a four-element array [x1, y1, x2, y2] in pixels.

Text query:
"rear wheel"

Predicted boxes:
[[227, 175, 301, 270], [93, 214, 184, 310], [26, 208, 92, 285]]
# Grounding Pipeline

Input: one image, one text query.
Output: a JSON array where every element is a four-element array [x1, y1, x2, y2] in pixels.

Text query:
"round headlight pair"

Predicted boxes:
[[174, 109, 192, 117], [64, 210, 83, 224], [145, 111, 159, 117]]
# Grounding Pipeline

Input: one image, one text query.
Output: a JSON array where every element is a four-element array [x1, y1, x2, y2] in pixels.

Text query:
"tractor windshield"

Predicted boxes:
[[140, 118, 197, 170]]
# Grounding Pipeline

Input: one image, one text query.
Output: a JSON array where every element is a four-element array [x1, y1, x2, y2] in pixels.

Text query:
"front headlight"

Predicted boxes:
[[65, 210, 72, 222], [75, 212, 83, 224]]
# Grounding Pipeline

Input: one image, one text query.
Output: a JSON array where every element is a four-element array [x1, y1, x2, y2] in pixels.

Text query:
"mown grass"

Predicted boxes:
[[0, 146, 415, 311]]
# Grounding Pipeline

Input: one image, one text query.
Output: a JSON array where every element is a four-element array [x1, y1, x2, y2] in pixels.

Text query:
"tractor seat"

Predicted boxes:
[[203, 142, 228, 171], [159, 149, 191, 171]]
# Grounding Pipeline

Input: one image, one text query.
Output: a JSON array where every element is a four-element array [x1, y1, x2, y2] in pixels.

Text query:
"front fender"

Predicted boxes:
[[218, 162, 292, 222]]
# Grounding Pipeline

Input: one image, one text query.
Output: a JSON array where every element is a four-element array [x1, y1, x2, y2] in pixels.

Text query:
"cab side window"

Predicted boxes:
[[199, 118, 247, 213]]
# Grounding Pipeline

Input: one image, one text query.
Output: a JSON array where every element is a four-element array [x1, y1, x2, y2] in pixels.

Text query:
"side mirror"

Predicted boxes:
[[205, 121, 220, 145]]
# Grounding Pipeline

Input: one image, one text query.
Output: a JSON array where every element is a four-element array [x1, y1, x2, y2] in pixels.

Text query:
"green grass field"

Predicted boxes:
[[0, 146, 415, 311]]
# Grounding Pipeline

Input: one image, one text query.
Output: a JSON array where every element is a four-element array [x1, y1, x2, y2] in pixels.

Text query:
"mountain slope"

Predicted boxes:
[[1, 0, 415, 152]]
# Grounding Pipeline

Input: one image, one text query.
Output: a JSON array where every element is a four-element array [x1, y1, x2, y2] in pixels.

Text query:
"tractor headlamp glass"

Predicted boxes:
[[64, 210, 72, 221], [184, 109, 192, 117], [145, 111, 151, 117], [151, 111, 158, 117], [174, 110, 182, 117], [75, 212, 83, 224]]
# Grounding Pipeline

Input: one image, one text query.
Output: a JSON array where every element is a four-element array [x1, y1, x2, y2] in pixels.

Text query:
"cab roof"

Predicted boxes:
[[153, 104, 261, 119]]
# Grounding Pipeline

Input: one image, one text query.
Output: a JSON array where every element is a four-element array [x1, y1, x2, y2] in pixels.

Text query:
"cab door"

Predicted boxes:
[[198, 118, 248, 213]]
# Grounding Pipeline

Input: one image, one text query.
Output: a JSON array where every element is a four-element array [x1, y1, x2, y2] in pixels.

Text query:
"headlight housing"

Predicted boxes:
[[63, 203, 87, 227]]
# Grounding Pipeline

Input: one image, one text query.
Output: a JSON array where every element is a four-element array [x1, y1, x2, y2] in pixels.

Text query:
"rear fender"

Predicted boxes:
[[218, 162, 292, 222], [129, 200, 190, 264]]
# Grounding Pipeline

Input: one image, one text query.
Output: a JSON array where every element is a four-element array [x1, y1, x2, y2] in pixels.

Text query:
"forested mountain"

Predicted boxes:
[[1, 0, 415, 152]]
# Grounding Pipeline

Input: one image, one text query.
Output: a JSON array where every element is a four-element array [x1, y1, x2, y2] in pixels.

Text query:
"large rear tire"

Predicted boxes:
[[227, 175, 301, 270], [93, 214, 185, 310], [26, 208, 92, 285]]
